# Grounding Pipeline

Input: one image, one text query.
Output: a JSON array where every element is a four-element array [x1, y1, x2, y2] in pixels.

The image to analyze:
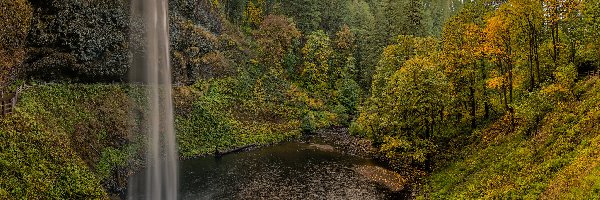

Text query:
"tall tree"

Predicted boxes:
[[484, 4, 517, 128], [345, 0, 378, 90], [404, 0, 428, 36], [254, 15, 301, 76], [300, 30, 333, 94], [280, 0, 321, 33], [511, 0, 544, 90]]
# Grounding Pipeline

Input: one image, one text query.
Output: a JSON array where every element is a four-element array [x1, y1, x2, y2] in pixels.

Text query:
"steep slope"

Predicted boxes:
[[420, 76, 600, 199]]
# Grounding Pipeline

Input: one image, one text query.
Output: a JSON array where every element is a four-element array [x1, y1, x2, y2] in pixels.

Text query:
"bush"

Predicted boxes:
[[169, 16, 238, 84], [514, 91, 554, 136], [300, 111, 317, 134], [14, 84, 142, 197], [176, 93, 236, 156], [0, 84, 150, 199]]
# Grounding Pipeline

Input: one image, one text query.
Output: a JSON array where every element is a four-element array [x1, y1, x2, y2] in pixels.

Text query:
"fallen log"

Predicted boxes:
[[214, 144, 257, 156]]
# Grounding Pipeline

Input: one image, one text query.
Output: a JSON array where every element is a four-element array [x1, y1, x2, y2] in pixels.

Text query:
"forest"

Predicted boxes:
[[1, 0, 600, 199]]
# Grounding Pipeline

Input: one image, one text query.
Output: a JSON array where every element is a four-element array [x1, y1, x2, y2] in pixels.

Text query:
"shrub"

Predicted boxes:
[[300, 111, 317, 134], [170, 17, 221, 84], [176, 82, 236, 156], [514, 91, 554, 136]]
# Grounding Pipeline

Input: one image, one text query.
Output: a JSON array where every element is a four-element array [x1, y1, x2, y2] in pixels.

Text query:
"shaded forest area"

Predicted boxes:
[[1, 0, 600, 199]]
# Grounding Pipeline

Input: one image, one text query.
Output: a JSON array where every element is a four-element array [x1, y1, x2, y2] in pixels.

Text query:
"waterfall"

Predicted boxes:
[[129, 0, 178, 199]]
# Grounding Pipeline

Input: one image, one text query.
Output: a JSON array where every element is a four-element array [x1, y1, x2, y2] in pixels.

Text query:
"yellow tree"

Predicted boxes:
[[542, 0, 583, 65], [484, 4, 517, 128], [442, 2, 488, 128], [301, 30, 333, 95], [371, 35, 438, 97], [510, 0, 544, 90], [244, 0, 265, 28]]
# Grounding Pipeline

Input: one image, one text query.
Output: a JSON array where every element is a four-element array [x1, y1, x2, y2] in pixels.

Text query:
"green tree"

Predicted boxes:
[[300, 30, 333, 95], [371, 35, 438, 96], [404, 0, 428, 36], [281, 0, 321, 33], [581, 0, 600, 67], [510, 0, 544, 90], [353, 56, 449, 169], [344, 0, 378, 90]]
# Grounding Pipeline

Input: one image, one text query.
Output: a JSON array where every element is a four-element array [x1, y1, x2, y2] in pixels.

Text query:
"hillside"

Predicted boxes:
[[1, 0, 600, 199], [421, 76, 600, 199]]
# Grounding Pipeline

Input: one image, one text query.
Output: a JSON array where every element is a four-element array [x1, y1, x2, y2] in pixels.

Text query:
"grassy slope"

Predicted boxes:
[[421, 77, 600, 199]]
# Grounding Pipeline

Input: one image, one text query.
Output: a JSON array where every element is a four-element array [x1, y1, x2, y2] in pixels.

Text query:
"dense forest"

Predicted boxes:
[[1, 0, 600, 199]]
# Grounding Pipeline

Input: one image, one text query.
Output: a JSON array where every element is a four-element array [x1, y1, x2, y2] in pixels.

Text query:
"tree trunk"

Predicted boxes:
[[481, 59, 489, 119], [534, 26, 540, 86], [527, 16, 535, 91], [470, 85, 476, 129]]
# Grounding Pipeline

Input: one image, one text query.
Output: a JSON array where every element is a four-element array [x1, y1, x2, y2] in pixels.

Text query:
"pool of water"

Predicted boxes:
[[129, 141, 407, 200]]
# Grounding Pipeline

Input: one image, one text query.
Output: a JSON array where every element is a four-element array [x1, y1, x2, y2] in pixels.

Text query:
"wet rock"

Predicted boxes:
[[353, 165, 407, 192], [308, 143, 336, 152]]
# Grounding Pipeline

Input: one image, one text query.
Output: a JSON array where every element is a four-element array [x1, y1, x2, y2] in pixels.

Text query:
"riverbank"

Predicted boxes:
[[302, 126, 413, 197]]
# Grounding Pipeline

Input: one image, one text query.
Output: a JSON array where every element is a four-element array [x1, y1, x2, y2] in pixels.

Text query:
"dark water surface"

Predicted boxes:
[[129, 142, 407, 200]]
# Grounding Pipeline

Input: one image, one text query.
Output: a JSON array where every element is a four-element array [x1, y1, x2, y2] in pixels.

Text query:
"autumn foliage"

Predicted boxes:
[[0, 0, 32, 86]]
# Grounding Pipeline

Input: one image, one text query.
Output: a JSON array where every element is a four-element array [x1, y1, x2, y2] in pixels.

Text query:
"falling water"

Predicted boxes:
[[129, 0, 178, 199]]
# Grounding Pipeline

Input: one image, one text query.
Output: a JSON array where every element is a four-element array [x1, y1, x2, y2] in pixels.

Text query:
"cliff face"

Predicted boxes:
[[22, 0, 231, 84]]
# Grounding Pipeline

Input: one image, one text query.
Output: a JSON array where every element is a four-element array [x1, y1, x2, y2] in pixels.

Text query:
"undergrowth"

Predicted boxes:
[[419, 77, 600, 199]]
